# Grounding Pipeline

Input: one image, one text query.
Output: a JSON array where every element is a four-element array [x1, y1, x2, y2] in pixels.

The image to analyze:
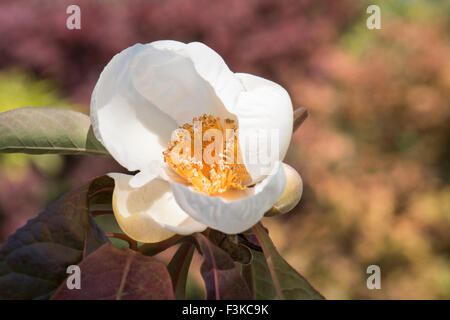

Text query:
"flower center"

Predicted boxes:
[[163, 114, 250, 195]]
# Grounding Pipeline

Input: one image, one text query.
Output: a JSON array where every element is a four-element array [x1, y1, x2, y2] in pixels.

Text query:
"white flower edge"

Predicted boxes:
[[169, 161, 286, 234], [108, 161, 287, 241], [234, 73, 293, 182], [109, 172, 206, 243]]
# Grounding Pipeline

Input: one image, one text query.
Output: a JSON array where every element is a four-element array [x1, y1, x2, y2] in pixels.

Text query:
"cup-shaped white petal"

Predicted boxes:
[[130, 41, 243, 126], [109, 173, 206, 243], [184, 42, 244, 112], [234, 73, 294, 183], [91, 44, 178, 180], [169, 161, 286, 234]]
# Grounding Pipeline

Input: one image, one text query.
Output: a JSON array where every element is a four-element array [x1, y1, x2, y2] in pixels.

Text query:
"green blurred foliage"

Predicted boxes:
[[0, 70, 71, 241], [0, 71, 68, 112], [0, 70, 68, 181]]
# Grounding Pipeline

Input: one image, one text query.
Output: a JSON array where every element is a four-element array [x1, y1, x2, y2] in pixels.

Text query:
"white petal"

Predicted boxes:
[[234, 73, 294, 183], [185, 42, 244, 112], [169, 161, 286, 234], [91, 44, 178, 174], [109, 173, 206, 243], [148, 40, 186, 51], [151, 40, 244, 110], [128, 165, 160, 189], [130, 41, 241, 125]]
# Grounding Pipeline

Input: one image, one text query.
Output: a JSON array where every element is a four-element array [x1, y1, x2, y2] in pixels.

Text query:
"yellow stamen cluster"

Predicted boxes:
[[163, 114, 250, 195]]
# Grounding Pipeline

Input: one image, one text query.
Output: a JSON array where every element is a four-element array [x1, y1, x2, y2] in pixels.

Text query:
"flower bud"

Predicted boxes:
[[265, 163, 303, 217]]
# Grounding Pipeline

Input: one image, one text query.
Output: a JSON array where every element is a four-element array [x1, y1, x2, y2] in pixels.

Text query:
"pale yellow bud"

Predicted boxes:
[[265, 163, 303, 217]]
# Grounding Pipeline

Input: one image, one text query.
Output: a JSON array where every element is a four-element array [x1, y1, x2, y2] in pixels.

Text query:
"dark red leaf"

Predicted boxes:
[[0, 176, 111, 300], [194, 233, 252, 300], [51, 244, 174, 300]]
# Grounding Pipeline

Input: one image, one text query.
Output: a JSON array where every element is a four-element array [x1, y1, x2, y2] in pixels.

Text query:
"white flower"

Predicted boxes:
[[90, 40, 297, 243]]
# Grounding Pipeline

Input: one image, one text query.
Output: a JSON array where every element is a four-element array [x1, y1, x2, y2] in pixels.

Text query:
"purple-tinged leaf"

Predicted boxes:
[[51, 244, 174, 300], [0, 176, 112, 300], [194, 233, 252, 300]]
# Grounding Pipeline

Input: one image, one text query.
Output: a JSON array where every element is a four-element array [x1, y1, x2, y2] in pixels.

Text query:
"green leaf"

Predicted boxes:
[[0, 107, 108, 156], [242, 250, 277, 300], [51, 244, 175, 300], [0, 176, 112, 300], [168, 241, 195, 300], [194, 233, 252, 300], [252, 224, 325, 300]]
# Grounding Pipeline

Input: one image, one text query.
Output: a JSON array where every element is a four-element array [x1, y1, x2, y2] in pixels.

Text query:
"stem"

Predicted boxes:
[[138, 235, 185, 256], [106, 232, 138, 250], [88, 187, 114, 199], [91, 210, 114, 217]]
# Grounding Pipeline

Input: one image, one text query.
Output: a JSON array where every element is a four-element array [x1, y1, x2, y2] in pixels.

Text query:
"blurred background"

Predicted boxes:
[[0, 0, 449, 299]]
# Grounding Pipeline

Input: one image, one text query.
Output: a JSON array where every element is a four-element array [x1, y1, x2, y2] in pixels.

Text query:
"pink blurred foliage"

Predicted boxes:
[[0, 0, 359, 242], [0, 171, 41, 241], [0, 156, 124, 243], [0, 0, 358, 105]]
